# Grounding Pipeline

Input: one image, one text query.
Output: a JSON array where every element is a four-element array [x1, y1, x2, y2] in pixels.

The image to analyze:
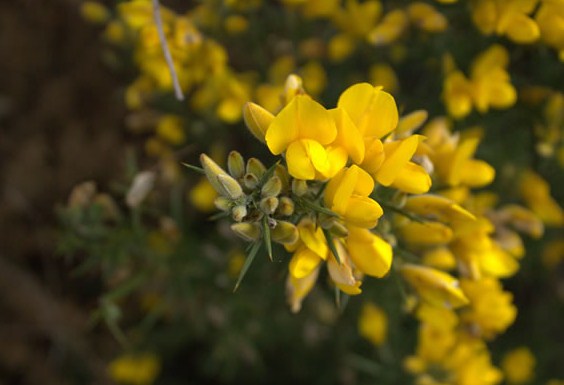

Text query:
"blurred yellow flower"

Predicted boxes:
[[501, 347, 536, 384], [358, 302, 388, 346], [108, 353, 160, 385]]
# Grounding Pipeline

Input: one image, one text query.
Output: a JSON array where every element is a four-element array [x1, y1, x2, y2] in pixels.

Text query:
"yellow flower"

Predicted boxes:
[[471, 0, 540, 43], [443, 45, 516, 119], [156, 115, 186, 145], [358, 302, 388, 346], [501, 347, 536, 384], [536, 1, 564, 59], [407, 2, 448, 33], [265, 95, 342, 180], [425, 126, 495, 188], [324, 165, 383, 229], [520, 169, 564, 226], [189, 177, 219, 212], [459, 278, 517, 339], [108, 353, 160, 385], [369, 63, 400, 95]]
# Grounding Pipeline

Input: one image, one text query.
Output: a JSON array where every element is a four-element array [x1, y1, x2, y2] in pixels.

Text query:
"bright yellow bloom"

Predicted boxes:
[[265, 95, 343, 180], [471, 0, 540, 43], [520, 169, 564, 226], [324, 165, 383, 229], [443, 45, 516, 119], [459, 278, 517, 339], [424, 125, 495, 188], [108, 353, 160, 385], [501, 347, 536, 384], [358, 302, 388, 346]]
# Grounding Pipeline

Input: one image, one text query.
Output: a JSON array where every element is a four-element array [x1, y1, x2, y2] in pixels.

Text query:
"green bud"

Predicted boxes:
[[232, 205, 247, 222], [260, 197, 279, 214], [200, 153, 240, 199], [231, 222, 261, 242], [328, 220, 349, 238], [217, 174, 244, 200], [261, 176, 282, 198], [227, 151, 245, 179], [274, 164, 290, 192], [271, 221, 299, 245], [277, 196, 295, 216], [214, 196, 231, 211], [243, 173, 259, 190], [291, 179, 308, 197], [246, 158, 266, 180]]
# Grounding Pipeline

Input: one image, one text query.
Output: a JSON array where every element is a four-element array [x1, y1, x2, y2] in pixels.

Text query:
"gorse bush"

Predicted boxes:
[[60, 0, 564, 384]]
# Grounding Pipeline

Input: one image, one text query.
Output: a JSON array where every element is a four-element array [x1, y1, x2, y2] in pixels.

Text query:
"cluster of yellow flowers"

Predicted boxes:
[[77, 1, 564, 384]]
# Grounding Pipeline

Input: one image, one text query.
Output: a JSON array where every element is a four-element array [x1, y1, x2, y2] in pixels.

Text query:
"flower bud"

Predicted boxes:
[[261, 176, 282, 198], [292, 179, 308, 197], [200, 154, 232, 197], [284, 74, 305, 104], [275, 164, 290, 191], [400, 264, 469, 309], [328, 220, 349, 238], [243, 173, 259, 190], [214, 196, 231, 211], [217, 174, 244, 200], [231, 222, 261, 242], [260, 197, 279, 215], [271, 221, 299, 244], [243, 102, 274, 143], [227, 151, 245, 179], [246, 158, 266, 180], [277, 196, 295, 216], [231, 205, 247, 222]]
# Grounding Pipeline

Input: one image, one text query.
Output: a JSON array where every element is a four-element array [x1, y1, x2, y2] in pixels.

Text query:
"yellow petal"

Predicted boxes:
[[324, 145, 348, 179], [327, 166, 359, 214], [330, 108, 365, 164], [345, 196, 384, 228], [361, 137, 385, 174], [376, 135, 420, 186], [289, 247, 323, 279], [400, 264, 469, 309], [348, 227, 392, 277], [337, 83, 399, 138], [298, 218, 328, 259], [396, 110, 428, 135], [459, 159, 496, 188], [286, 140, 316, 180], [390, 161, 432, 194], [397, 220, 454, 245], [358, 303, 388, 346], [287, 266, 320, 313], [404, 194, 476, 223], [265, 97, 301, 154], [499, 13, 540, 44]]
